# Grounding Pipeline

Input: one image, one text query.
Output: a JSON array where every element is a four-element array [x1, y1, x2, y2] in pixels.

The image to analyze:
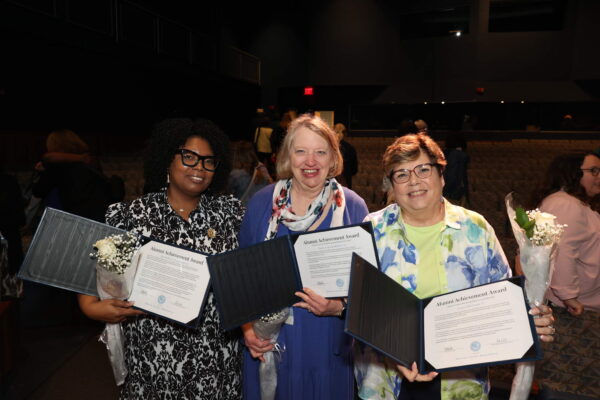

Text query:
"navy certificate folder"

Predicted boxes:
[[208, 222, 377, 331], [18, 208, 210, 329], [346, 254, 542, 373], [19, 207, 124, 297]]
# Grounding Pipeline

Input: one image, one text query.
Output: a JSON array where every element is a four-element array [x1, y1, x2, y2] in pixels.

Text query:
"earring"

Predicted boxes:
[[166, 171, 170, 184]]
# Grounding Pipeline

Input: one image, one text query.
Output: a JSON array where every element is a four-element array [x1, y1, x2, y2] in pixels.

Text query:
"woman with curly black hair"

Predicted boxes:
[[79, 118, 244, 399]]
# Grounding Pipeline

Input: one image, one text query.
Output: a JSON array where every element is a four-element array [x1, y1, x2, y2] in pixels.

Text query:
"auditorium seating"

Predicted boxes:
[[346, 136, 600, 269], [8, 135, 600, 267]]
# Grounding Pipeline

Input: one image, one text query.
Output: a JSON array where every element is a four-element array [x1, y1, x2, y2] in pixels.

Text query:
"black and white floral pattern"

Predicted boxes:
[[106, 189, 244, 399]]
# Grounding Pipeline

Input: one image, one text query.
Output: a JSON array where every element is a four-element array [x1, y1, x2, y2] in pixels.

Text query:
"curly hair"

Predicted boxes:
[[143, 118, 231, 194], [528, 151, 597, 208]]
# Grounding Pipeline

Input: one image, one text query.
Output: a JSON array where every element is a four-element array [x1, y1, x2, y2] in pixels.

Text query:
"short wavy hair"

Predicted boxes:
[[382, 132, 447, 177], [276, 114, 343, 180], [143, 118, 231, 194]]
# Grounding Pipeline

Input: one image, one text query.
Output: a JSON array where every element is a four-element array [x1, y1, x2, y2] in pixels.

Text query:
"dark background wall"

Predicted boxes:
[[1, 0, 600, 155]]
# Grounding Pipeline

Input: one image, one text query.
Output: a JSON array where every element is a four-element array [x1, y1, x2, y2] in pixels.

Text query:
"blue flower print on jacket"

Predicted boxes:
[[445, 254, 475, 290], [465, 245, 489, 285], [487, 246, 509, 282], [357, 201, 511, 400], [379, 247, 397, 273], [398, 240, 417, 265], [465, 218, 483, 243], [402, 274, 417, 292], [373, 225, 386, 242], [386, 211, 397, 227]]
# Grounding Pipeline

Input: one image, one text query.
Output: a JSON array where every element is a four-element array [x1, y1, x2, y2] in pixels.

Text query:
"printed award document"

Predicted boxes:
[[293, 225, 379, 297], [128, 241, 211, 325], [346, 254, 541, 372], [18, 208, 211, 328], [423, 279, 533, 370], [208, 222, 378, 330]]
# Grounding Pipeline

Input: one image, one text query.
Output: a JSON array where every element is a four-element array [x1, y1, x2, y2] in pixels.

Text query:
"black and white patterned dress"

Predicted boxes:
[[105, 189, 244, 399]]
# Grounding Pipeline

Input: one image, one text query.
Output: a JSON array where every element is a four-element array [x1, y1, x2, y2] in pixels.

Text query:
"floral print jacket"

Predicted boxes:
[[354, 200, 511, 400]]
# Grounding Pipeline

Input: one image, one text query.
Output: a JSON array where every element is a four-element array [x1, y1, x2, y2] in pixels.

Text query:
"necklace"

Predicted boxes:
[[167, 198, 198, 215]]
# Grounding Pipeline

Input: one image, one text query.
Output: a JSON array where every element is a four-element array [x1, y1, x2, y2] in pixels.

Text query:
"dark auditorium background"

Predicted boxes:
[[1, 0, 599, 399]]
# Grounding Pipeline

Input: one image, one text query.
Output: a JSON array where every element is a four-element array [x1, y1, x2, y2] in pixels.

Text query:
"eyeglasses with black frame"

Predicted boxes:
[[176, 149, 220, 172], [389, 163, 438, 184], [581, 167, 600, 177]]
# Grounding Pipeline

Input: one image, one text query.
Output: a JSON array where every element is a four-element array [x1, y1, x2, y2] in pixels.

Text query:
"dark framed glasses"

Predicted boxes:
[[176, 149, 219, 172], [581, 167, 600, 177], [389, 163, 437, 184]]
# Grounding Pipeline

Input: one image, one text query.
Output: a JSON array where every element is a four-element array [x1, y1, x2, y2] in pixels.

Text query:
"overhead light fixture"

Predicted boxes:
[[450, 30, 462, 37]]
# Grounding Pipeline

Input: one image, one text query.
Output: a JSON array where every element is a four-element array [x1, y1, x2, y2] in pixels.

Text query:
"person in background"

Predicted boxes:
[[254, 114, 273, 166], [414, 119, 428, 133], [0, 166, 26, 275], [442, 133, 470, 207], [355, 132, 554, 400], [334, 122, 358, 189], [241, 114, 368, 400], [529, 151, 600, 315], [397, 120, 419, 136], [228, 140, 272, 205], [78, 118, 244, 398], [527, 151, 600, 398], [270, 110, 297, 162], [32, 129, 111, 223]]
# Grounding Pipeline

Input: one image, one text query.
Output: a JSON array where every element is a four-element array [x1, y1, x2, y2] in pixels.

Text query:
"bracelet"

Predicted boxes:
[[338, 298, 347, 318]]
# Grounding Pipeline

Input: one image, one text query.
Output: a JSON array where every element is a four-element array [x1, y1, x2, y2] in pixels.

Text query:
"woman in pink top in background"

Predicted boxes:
[[530, 151, 600, 313], [528, 150, 600, 399]]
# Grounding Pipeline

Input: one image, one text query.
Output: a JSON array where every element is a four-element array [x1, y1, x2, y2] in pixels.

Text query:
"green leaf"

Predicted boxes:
[[515, 207, 529, 228], [525, 226, 535, 239], [522, 220, 535, 230]]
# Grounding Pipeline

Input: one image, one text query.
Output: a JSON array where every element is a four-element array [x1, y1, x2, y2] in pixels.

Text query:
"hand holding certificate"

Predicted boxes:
[[293, 225, 379, 298], [346, 254, 542, 373], [208, 222, 379, 330], [128, 242, 210, 325], [19, 208, 212, 328]]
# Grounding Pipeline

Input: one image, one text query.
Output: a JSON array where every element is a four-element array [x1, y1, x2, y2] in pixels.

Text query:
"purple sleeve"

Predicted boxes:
[[238, 184, 275, 247], [342, 187, 369, 224]]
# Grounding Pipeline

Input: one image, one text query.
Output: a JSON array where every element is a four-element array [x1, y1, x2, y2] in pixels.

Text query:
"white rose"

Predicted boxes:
[[94, 238, 118, 259], [533, 211, 556, 227]]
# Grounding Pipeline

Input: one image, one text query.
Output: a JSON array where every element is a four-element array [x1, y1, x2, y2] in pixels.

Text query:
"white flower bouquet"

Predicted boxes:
[[505, 193, 566, 400], [253, 308, 290, 400], [90, 232, 141, 386]]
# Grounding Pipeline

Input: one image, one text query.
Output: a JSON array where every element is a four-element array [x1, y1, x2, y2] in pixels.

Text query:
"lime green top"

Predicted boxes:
[[405, 221, 448, 299]]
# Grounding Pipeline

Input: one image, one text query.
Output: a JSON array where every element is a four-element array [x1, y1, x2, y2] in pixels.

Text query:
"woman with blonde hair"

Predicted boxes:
[[241, 113, 368, 399]]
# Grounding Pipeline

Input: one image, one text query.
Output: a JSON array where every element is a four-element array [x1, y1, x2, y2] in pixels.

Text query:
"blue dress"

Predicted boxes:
[[240, 183, 368, 400]]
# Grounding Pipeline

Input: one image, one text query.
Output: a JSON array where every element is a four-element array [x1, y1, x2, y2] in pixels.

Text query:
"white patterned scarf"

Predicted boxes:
[[265, 178, 346, 240]]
